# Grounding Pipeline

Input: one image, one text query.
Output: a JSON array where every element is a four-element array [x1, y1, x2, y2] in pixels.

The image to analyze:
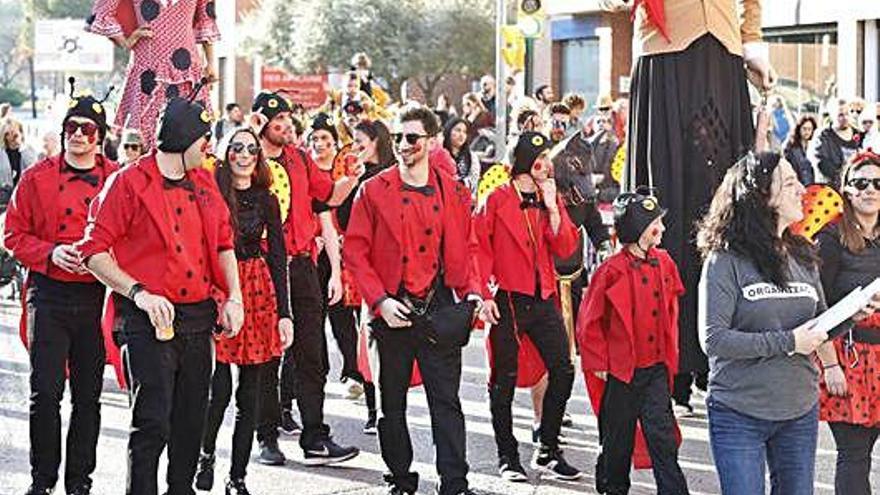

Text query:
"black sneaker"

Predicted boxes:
[[279, 409, 302, 436], [531, 446, 582, 481], [387, 487, 413, 495], [195, 452, 215, 491], [433, 488, 479, 495], [302, 436, 359, 466], [258, 440, 286, 466], [225, 477, 251, 495], [498, 455, 528, 482], [24, 485, 52, 495], [68, 485, 91, 495], [363, 412, 377, 435]]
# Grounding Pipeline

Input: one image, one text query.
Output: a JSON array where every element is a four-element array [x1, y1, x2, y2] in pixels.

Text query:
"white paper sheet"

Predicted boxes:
[[814, 286, 867, 334]]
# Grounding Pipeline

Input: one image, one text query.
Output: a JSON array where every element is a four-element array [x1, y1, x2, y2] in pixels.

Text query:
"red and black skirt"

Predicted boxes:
[[215, 257, 282, 365], [820, 335, 880, 427]]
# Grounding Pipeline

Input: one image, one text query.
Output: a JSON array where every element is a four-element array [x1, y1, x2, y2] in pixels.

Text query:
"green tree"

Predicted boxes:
[[0, 1, 29, 89], [247, 0, 495, 103], [29, 0, 94, 19]]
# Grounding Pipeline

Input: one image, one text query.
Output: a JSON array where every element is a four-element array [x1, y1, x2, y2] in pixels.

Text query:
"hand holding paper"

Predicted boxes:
[[814, 277, 880, 336]]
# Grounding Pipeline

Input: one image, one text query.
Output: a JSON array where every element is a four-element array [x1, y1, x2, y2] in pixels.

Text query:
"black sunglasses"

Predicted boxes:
[[847, 177, 880, 191], [229, 142, 260, 155], [123, 143, 141, 151], [393, 133, 429, 145]]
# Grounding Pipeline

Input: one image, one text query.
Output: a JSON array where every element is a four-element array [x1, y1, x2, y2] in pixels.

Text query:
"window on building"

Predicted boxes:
[[765, 24, 837, 116], [559, 37, 600, 106]]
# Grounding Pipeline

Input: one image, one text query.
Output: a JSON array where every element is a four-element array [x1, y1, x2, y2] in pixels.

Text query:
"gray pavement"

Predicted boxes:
[[0, 298, 872, 494]]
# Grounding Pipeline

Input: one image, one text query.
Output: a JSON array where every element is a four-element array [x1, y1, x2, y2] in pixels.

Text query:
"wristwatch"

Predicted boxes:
[[127, 283, 145, 301]]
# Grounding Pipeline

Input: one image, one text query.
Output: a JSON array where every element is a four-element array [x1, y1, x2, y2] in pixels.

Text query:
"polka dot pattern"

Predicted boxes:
[[791, 185, 843, 240], [477, 163, 511, 205], [819, 340, 880, 427], [88, 0, 220, 149], [214, 258, 282, 365], [267, 158, 291, 225]]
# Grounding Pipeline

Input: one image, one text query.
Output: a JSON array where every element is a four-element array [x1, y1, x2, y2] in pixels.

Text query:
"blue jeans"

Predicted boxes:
[[708, 397, 818, 495]]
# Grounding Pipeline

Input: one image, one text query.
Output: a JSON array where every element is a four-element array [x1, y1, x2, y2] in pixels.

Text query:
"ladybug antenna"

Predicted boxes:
[[99, 85, 115, 104], [187, 77, 209, 103], [68, 77, 76, 98]]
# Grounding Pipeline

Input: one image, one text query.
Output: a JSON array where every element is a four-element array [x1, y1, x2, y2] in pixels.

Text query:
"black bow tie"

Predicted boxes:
[[400, 183, 435, 196], [163, 178, 196, 192], [66, 173, 99, 187], [63, 164, 100, 187], [631, 257, 660, 268]]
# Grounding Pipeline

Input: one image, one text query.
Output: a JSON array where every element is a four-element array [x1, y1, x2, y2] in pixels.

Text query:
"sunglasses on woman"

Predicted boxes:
[[847, 177, 880, 191], [123, 143, 141, 151], [393, 133, 428, 145], [64, 120, 99, 137], [229, 142, 260, 155]]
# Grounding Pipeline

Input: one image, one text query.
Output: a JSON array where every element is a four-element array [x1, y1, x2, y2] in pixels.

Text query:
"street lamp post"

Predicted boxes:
[[494, 0, 508, 162]]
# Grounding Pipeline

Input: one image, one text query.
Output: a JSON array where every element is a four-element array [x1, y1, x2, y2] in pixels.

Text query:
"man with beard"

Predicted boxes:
[[344, 106, 482, 495], [250, 92, 362, 466], [4, 80, 118, 495], [76, 94, 245, 495]]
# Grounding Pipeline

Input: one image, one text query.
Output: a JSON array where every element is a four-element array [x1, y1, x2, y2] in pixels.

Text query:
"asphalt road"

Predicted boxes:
[[0, 298, 873, 494]]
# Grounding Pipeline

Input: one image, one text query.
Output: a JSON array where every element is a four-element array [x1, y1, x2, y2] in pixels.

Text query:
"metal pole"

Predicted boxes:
[[29, 57, 36, 119], [494, 0, 507, 162]]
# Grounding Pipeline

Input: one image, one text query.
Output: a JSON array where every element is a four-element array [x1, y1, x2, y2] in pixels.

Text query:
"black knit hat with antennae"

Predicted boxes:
[[63, 77, 113, 140], [156, 78, 213, 153]]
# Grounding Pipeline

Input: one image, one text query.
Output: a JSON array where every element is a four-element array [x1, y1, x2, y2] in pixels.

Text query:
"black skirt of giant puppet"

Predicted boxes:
[[625, 35, 754, 374]]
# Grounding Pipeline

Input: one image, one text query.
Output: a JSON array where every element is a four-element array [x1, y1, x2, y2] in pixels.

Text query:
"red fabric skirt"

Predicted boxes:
[[819, 338, 880, 427], [215, 258, 281, 365]]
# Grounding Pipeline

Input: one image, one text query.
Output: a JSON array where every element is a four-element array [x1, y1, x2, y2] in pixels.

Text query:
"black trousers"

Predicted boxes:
[[597, 364, 688, 495], [488, 290, 574, 457], [263, 257, 328, 448], [202, 362, 264, 480], [317, 251, 362, 382], [829, 422, 880, 495], [120, 298, 215, 495], [374, 318, 469, 495], [26, 277, 104, 492]]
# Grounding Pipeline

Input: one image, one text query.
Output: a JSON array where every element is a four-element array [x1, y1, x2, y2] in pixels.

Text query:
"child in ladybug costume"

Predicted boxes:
[[577, 191, 690, 494]]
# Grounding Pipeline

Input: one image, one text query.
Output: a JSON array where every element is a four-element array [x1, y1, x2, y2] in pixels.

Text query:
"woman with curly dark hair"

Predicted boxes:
[[696, 151, 842, 493], [195, 127, 293, 495], [784, 115, 818, 185]]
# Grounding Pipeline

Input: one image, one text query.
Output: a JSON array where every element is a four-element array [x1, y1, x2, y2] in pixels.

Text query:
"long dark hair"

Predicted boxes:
[[215, 127, 272, 237], [697, 151, 818, 287], [785, 115, 818, 151], [443, 117, 471, 158], [353, 119, 395, 169]]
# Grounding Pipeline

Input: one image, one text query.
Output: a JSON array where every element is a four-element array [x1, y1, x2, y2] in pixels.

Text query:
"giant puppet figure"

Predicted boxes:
[[613, 0, 777, 408], [87, 0, 219, 149]]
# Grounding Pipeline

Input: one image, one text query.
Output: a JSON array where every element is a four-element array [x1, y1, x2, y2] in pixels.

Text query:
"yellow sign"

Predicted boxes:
[[501, 26, 525, 70]]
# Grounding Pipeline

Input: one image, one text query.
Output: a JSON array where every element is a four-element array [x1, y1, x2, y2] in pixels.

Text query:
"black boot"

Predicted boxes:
[[226, 478, 251, 495], [195, 452, 215, 491]]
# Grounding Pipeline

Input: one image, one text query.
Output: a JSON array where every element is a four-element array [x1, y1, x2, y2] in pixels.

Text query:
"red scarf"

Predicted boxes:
[[633, 0, 670, 41]]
